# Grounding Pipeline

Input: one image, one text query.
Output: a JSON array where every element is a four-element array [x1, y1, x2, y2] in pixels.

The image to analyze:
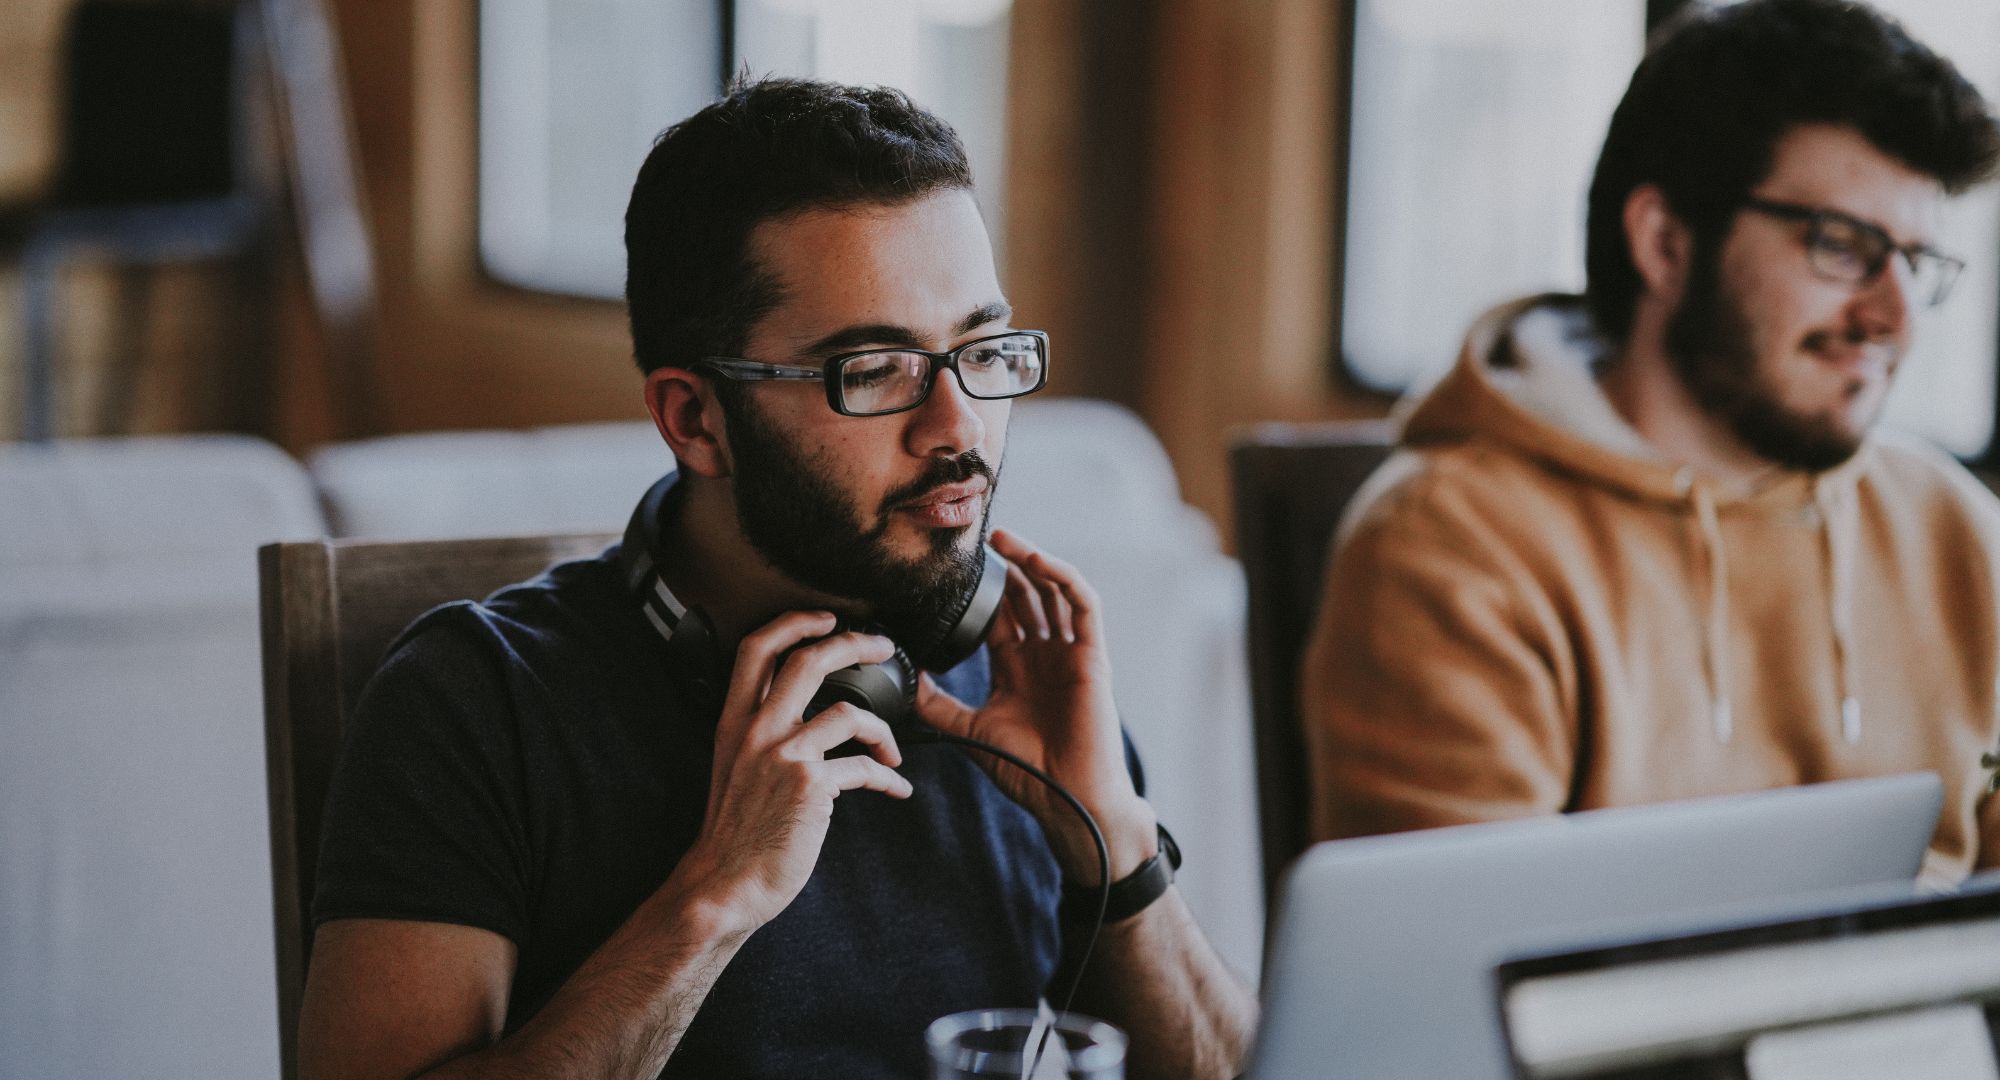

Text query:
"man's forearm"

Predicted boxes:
[[1070, 888, 1258, 1080], [421, 884, 750, 1080]]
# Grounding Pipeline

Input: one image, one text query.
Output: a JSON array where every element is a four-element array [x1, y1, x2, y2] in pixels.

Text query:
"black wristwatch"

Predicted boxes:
[[1062, 823, 1181, 924]]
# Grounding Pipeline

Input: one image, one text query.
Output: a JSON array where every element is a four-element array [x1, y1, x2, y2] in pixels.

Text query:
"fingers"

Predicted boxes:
[[990, 529, 1101, 646], [759, 631, 897, 734], [1030, 559, 1074, 641], [719, 611, 839, 740], [1003, 560, 1048, 640], [1033, 549, 1101, 646], [818, 755, 915, 799], [792, 703, 903, 766], [720, 614, 896, 749], [914, 671, 977, 733]]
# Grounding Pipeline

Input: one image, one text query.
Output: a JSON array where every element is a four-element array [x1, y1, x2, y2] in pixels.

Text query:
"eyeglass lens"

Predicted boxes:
[[835, 335, 1046, 415], [1807, 217, 1959, 306]]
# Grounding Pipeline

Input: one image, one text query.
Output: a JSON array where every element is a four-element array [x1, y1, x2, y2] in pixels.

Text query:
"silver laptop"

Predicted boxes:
[[1245, 774, 1944, 1080], [1495, 872, 2000, 1079]]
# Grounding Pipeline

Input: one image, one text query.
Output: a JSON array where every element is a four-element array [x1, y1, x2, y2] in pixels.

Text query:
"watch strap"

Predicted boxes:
[[1062, 823, 1181, 924]]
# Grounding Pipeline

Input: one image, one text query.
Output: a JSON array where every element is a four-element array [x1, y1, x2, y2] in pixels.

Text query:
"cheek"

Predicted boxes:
[[818, 422, 917, 510], [973, 400, 1010, 457], [1734, 275, 1846, 362], [1717, 237, 1835, 349]]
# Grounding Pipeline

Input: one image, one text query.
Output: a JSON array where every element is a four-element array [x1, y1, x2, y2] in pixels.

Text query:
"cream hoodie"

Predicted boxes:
[[1301, 294, 2000, 879]]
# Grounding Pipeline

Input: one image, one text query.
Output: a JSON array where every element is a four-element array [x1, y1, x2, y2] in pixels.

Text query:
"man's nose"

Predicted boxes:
[[905, 363, 985, 457], [1852, 256, 1915, 339]]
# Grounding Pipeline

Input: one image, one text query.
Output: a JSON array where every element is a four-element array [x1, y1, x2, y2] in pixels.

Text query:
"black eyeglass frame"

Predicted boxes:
[[691, 329, 1051, 417], [1740, 196, 1966, 307]]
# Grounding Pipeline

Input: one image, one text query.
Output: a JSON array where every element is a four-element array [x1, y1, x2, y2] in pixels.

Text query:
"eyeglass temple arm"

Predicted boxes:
[[695, 358, 823, 380]]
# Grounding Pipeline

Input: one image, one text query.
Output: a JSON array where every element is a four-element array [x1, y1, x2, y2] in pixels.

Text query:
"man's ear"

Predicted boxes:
[[1623, 183, 1694, 309], [644, 367, 733, 478]]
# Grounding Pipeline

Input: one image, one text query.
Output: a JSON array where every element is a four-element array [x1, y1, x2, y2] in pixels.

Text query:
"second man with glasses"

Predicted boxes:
[[1300, 0, 2000, 882]]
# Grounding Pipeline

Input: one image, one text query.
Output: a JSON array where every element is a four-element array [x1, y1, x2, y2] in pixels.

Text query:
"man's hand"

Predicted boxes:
[[668, 611, 914, 934], [915, 528, 1157, 882], [914, 530, 1255, 1078], [300, 612, 917, 1080]]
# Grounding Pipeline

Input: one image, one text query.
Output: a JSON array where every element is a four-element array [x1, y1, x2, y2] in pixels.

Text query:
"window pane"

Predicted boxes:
[[476, 0, 1014, 298], [1340, 0, 1646, 391], [732, 0, 1012, 266], [478, 0, 723, 298]]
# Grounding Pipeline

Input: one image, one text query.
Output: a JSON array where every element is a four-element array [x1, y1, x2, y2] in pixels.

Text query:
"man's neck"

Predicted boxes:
[[655, 480, 856, 650], [1597, 323, 1781, 490]]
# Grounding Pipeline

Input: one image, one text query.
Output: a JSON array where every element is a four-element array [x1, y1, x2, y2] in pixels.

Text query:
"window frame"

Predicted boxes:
[[470, 0, 736, 301]]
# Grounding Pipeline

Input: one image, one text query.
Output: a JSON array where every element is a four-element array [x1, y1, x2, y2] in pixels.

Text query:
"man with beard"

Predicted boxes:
[[296, 79, 1253, 1079], [1301, 0, 2000, 880]]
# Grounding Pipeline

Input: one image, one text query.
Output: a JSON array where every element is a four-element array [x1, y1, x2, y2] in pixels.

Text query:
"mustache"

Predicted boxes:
[[881, 450, 996, 512], [1802, 322, 1899, 357]]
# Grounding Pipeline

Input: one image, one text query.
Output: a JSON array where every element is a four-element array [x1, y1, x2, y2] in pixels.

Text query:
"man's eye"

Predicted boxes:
[[1813, 227, 1872, 266], [842, 363, 902, 389], [962, 348, 1004, 370]]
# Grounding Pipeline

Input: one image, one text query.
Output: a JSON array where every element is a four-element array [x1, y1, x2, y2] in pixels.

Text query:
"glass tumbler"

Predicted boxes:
[[926, 1008, 1126, 1079]]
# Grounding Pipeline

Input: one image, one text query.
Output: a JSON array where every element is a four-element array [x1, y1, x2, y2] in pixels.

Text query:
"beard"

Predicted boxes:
[[1663, 243, 1878, 473], [724, 398, 996, 662]]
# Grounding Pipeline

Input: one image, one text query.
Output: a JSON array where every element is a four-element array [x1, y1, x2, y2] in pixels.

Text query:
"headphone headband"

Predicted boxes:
[[620, 473, 728, 706], [619, 469, 992, 723], [622, 473, 694, 634]]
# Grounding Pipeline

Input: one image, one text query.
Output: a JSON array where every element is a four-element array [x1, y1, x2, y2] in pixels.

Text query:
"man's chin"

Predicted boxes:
[[1733, 406, 1868, 472], [858, 529, 990, 651]]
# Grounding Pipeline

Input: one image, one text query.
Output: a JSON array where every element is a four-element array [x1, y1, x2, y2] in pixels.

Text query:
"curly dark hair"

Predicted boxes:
[[624, 77, 973, 377], [1584, 0, 2000, 342]]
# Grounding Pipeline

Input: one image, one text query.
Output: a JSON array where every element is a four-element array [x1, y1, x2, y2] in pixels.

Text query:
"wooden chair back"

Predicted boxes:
[[1227, 421, 1395, 907], [256, 533, 613, 1078]]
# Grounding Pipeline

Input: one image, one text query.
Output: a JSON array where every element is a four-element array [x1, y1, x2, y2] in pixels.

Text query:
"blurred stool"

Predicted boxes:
[[5, 0, 276, 442]]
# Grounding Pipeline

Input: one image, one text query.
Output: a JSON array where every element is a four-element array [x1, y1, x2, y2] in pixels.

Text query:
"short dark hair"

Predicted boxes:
[[1584, 0, 2000, 342], [624, 77, 974, 377]]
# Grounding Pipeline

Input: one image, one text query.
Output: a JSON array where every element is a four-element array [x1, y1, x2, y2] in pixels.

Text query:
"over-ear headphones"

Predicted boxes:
[[619, 472, 1006, 727], [623, 480, 1138, 1029]]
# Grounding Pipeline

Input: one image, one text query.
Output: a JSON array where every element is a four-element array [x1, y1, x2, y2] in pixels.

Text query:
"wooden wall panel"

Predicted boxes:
[[4, 0, 1398, 532], [330, 0, 642, 439], [1011, 0, 1389, 540]]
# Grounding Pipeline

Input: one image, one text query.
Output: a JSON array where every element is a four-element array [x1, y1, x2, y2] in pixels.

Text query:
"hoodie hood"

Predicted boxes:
[[1402, 294, 1870, 509], [1403, 294, 1869, 744]]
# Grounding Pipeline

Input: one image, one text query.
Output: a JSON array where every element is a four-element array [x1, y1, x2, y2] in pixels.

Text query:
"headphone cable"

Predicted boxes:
[[903, 728, 1112, 1019]]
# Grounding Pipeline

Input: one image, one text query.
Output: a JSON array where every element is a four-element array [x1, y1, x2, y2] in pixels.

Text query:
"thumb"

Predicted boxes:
[[915, 672, 977, 734]]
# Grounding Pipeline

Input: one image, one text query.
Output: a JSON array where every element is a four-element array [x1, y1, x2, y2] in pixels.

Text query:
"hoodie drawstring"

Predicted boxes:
[[1682, 470, 1861, 747], [1684, 473, 1735, 742], [1817, 479, 1861, 744]]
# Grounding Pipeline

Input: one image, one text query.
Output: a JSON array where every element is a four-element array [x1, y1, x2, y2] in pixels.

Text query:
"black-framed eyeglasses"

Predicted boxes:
[[1741, 197, 1965, 307], [693, 330, 1050, 417]]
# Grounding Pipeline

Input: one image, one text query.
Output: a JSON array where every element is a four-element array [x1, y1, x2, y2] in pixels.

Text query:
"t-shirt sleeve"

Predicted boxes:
[[311, 607, 536, 944]]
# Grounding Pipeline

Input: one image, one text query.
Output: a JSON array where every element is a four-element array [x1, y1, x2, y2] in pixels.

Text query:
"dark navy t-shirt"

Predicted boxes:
[[312, 546, 1070, 1078]]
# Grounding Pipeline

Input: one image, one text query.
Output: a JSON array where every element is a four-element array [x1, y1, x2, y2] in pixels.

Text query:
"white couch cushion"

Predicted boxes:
[[0, 435, 323, 1080], [309, 420, 674, 539], [992, 397, 1221, 551]]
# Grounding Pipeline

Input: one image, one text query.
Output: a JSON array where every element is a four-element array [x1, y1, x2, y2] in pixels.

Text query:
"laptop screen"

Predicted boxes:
[[1495, 882, 2000, 1080]]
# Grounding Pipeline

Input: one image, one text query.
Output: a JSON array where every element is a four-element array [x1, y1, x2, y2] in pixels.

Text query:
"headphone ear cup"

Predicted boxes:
[[662, 604, 727, 710], [910, 545, 1008, 672], [890, 645, 918, 722], [810, 645, 918, 728]]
